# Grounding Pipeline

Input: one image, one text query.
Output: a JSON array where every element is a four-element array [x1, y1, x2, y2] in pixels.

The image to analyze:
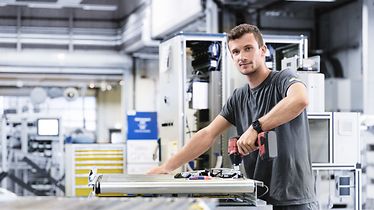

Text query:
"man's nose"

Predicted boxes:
[[238, 52, 245, 60]]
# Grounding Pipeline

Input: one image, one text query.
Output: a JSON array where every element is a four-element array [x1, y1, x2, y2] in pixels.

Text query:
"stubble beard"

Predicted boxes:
[[239, 65, 257, 76]]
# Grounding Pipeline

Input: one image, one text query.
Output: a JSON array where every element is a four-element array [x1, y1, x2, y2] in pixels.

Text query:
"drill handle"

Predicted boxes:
[[228, 136, 240, 154]]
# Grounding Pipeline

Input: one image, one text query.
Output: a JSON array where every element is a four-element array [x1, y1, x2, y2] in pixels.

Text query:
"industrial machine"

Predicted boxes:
[[281, 55, 325, 113], [308, 112, 361, 209], [158, 33, 228, 171], [0, 113, 64, 196]]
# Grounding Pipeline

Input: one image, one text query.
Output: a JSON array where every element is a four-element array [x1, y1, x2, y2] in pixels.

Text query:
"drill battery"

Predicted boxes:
[[257, 131, 278, 160], [228, 131, 278, 161]]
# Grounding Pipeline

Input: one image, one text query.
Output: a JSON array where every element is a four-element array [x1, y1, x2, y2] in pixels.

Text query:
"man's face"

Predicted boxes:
[[228, 33, 266, 76]]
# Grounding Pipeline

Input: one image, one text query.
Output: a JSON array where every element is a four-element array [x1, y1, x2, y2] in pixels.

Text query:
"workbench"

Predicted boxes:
[[89, 173, 273, 209], [2, 196, 273, 210]]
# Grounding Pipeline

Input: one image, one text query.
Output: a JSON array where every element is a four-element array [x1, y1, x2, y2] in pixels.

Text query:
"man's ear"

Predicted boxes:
[[260, 44, 267, 56]]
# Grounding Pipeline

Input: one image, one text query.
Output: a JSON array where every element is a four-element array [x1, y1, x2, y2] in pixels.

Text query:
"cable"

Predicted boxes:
[[257, 184, 269, 198], [185, 117, 192, 139], [328, 170, 333, 209]]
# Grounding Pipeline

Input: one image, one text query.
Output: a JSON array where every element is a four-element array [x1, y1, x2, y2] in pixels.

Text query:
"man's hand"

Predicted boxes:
[[146, 165, 171, 175], [237, 126, 258, 155]]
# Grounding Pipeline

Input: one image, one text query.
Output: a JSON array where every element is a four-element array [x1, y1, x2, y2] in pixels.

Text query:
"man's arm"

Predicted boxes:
[[237, 82, 308, 155], [147, 115, 232, 174]]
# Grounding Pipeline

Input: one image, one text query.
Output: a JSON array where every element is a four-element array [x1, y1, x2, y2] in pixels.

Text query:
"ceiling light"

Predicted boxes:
[[100, 81, 107, 91], [28, 3, 63, 9], [82, 5, 117, 11], [16, 80, 24, 88], [286, 0, 335, 2], [57, 53, 66, 60], [16, 3, 117, 11]]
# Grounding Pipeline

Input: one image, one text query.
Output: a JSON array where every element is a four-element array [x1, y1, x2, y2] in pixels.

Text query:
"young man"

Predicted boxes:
[[148, 24, 318, 209]]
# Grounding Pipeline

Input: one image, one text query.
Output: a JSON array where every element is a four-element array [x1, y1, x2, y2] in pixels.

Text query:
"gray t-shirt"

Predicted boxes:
[[220, 69, 316, 206]]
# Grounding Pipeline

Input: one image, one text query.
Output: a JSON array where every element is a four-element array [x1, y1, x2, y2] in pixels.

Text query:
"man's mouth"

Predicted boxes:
[[239, 62, 251, 66]]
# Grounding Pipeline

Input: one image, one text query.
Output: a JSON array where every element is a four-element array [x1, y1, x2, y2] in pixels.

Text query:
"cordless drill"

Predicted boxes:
[[228, 131, 277, 167], [228, 136, 242, 172]]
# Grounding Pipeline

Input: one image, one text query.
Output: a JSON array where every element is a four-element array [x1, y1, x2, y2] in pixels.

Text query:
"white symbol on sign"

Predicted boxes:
[[134, 117, 151, 133]]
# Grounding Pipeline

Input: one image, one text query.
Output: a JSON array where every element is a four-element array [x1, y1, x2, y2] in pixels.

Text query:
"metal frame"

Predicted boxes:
[[309, 112, 361, 210], [312, 165, 362, 210], [263, 34, 308, 70], [308, 112, 333, 164]]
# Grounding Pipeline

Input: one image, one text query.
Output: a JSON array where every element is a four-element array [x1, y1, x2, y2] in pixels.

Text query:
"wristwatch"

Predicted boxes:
[[252, 119, 263, 133]]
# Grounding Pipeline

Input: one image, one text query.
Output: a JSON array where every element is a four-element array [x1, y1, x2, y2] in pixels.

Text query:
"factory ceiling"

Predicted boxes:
[[0, 0, 144, 21], [0, 0, 357, 22], [0, 0, 357, 88]]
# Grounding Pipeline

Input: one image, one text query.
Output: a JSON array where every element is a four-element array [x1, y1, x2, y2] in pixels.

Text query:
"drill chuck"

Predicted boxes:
[[228, 136, 242, 166]]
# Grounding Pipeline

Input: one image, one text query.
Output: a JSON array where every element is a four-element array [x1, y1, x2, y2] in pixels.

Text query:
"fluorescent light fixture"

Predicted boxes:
[[286, 0, 335, 2], [23, 3, 118, 11], [28, 3, 63, 9], [57, 53, 66, 60], [82, 5, 117, 11]]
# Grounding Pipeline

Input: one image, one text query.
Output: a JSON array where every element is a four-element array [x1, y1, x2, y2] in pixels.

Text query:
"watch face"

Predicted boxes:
[[253, 120, 262, 133]]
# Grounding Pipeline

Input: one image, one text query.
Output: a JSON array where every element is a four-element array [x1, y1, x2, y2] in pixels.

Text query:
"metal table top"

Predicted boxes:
[[2, 196, 217, 210], [93, 174, 261, 195]]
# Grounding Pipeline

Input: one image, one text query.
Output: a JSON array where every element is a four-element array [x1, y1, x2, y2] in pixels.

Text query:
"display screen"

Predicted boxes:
[[37, 118, 59, 136]]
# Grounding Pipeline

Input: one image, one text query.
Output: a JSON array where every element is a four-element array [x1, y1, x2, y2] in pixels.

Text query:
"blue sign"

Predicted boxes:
[[127, 112, 158, 140]]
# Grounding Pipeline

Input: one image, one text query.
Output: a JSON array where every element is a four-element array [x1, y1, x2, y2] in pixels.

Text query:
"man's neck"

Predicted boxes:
[[247, 67, 271, 89]]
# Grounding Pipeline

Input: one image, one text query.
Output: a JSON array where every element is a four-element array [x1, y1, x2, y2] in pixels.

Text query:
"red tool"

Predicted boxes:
[[228, 131, 278, 162], [257, 131, 278, 160], [228, 136, 242, 171]]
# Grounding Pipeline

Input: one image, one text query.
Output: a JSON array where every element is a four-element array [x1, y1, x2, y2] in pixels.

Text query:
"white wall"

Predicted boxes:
[[363, 0, 374, 114], [319, 1, 363, 111], [134, 59, 159, 111], [96, 86, 122, 143]]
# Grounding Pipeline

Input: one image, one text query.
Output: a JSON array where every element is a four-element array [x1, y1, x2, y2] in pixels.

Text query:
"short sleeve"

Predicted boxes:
[[219, 89, 237, 125], [277, 69, 305, 97]]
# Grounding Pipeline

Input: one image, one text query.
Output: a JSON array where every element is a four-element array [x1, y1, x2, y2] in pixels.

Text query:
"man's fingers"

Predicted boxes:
[[237, 145, 247, 155], [237, 140, 258, 155], [146, 166, 170, 175], [237, 141, 251, 155]]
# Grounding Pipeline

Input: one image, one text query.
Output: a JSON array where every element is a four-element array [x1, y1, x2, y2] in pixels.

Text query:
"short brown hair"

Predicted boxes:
[[227, 24, 264, 47]]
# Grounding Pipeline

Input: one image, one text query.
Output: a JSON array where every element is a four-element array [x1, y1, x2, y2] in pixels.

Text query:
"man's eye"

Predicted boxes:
[[245, 47, 253, 51]]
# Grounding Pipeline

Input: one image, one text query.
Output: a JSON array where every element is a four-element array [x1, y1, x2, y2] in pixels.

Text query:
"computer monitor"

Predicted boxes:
[[37, 118, 60, 136]]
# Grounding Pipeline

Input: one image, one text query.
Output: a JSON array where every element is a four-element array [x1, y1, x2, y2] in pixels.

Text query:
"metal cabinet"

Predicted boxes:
[[158, 33, 228, 171], [308, 112, 361, 210], [65, 144, 125, 196]]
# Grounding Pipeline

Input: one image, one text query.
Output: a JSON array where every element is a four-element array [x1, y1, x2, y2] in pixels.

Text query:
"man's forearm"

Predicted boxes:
[[259, 84, 308, 131], [162, 128, 216, 172]]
